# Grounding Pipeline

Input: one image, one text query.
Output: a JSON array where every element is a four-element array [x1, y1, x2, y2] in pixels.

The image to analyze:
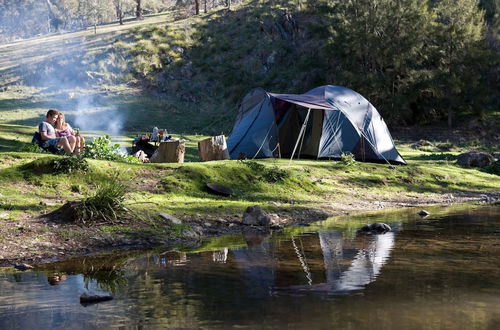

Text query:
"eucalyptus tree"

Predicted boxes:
[[433, 0, 488, 126], [135, 0, 144, 19], [325, 0, 435, 124]]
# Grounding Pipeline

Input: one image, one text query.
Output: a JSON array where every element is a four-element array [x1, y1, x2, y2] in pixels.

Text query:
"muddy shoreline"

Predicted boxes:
[[1, 190, 497, 268]]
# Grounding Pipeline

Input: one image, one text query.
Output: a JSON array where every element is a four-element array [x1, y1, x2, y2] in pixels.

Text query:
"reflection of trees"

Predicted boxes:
[[38, 253, 135, 294]]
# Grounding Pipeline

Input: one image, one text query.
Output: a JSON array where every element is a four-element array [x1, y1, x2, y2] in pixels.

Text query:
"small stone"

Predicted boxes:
[[204, 222, 212, 227], [181, 230, 199, 238], [418, 210, 430, 217], [158, 212, 182, 225], [0, 212, 9, 218], [13, 263, 34, 271]]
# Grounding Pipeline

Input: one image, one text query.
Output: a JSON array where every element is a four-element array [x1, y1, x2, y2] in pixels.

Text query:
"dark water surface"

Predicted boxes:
[[1, 205, 499, 329]]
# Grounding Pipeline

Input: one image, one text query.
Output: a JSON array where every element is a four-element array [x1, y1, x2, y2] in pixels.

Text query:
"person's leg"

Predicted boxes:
[[67, 136, 77, 154], [77, 136, 85, 153], [56, 137, 73, 154]]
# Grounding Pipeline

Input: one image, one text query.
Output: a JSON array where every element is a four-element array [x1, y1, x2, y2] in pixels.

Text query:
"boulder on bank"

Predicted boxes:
[[456, 151, 495, 168], [242, 205, 272, 226], [411, 140, 434, 149]]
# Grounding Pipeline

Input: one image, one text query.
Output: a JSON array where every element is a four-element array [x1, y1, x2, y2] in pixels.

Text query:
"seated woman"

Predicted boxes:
[[55, 112, 85, 154]]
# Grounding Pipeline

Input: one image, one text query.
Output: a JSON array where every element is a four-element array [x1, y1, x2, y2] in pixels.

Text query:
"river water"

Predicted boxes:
[[0, 205, 499, 329]]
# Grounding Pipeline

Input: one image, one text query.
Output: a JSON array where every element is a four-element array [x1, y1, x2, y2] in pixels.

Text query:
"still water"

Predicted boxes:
[[0, 205, 499, 329]]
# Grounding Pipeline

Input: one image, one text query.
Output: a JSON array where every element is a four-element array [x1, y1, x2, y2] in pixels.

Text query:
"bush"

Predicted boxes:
[[341, 153, 356, 166], [20, 143, 46, 153], [262, 166, 290, 183], [244, 161, 290, 183], [482, 161, 500, 176], [84, 135, 137, 163], [51, 156, 90, 174]]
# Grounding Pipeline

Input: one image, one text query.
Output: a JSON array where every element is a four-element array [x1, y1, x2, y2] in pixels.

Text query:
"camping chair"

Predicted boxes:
[[31, 132, 60, 154]]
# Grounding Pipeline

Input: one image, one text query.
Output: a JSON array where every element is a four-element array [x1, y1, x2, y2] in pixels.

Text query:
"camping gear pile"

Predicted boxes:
[[131, 127, 185, 163]]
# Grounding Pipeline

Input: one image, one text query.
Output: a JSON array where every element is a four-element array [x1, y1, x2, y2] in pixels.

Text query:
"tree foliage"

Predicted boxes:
[[316, 0, 497, 125]]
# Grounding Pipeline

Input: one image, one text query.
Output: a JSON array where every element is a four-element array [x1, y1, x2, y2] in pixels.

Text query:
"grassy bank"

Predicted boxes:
[[0, 136, 500, 258]]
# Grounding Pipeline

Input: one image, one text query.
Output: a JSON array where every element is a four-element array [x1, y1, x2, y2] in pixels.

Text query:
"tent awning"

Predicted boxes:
[[269, 93, 336, 110]]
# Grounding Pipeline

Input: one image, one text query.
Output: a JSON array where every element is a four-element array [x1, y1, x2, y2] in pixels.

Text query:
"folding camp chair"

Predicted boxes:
[[31, 132, 61, 154]]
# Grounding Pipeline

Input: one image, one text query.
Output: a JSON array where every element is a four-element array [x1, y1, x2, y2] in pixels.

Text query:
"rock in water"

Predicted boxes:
[[358, 222, 391, 234], [80, 293, 114, 304], [418, 210, 430, 217]]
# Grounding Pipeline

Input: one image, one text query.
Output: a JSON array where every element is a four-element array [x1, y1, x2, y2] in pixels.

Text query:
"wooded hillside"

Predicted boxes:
[[0, 0, 498, 132]]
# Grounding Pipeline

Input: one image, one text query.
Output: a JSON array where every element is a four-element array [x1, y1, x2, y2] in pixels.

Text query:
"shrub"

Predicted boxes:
[[262, 166, 290, 183], [51, 156, 90, 174], [341, 153, 356, 166], [84, 135, 137, 163], [482, 161, 500, 176], [20, 143, 46, 153], [244, 161, 266, 173], [244, 161, 290, 183]]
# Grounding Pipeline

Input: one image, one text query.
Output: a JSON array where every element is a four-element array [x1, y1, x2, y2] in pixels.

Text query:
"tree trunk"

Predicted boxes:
[[198, 135, 230, 161], [115, 1, 123, 25], [204, 0, 207, 13], [150, 141, 185, 163], [135, 0, 143, 19], [195, 0, 200, 15]]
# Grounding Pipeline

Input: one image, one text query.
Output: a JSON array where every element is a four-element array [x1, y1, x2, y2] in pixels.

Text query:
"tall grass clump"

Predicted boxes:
[[73, 175, 128, 224]]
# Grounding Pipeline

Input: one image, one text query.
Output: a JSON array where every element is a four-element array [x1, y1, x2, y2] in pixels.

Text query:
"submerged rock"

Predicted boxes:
[[358, 222, 391, 234], [80, 293, 114, 304]]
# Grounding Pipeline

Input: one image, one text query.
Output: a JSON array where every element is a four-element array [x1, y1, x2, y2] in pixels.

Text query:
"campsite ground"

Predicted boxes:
[[0, 122, 498, 266]]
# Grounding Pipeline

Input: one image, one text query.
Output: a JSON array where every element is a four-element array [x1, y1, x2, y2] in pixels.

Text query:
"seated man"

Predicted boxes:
[[38, 109, 75, 154]]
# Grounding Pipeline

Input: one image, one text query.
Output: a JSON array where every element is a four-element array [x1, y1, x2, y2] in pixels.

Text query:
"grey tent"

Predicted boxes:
[[227, 85, 406, 164]]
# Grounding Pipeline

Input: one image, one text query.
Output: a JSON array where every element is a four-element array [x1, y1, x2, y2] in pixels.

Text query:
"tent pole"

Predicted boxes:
[[289, 108, 311, 165], [252, 121, 276, 159], [297, 116, 308, 160]]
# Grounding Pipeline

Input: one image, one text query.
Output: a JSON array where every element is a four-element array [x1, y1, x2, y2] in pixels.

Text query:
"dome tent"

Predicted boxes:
[[226, 85, 406, 164]]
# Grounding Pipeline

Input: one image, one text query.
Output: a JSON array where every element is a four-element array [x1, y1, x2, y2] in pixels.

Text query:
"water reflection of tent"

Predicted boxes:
[[272, 232, 395, 295]]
